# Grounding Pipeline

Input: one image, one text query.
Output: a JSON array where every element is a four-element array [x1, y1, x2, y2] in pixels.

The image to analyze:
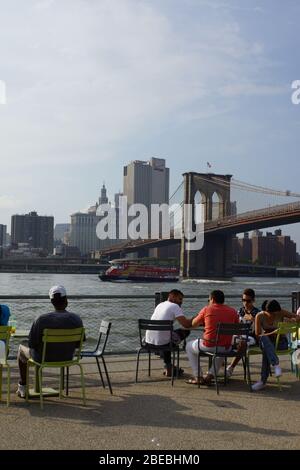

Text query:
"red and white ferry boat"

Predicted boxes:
[[99, 258, 179, 282]]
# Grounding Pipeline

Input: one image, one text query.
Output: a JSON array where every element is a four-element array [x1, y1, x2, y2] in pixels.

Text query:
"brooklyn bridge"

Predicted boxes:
[[100, 172, 300, 278]]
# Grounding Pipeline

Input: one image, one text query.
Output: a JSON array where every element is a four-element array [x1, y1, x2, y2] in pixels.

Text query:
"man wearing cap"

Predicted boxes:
[[17, 285, 84, 398]]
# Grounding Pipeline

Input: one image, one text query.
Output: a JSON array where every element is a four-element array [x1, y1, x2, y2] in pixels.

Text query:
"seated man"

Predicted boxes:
[[145, 289, 192, 377], [226, 288, 260, 378], [17, 285, 84, 398], [186, 290, 239, 385]]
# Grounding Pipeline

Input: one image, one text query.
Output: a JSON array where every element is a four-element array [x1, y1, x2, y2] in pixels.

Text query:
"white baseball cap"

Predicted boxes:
[[49, 285, 67, 299]]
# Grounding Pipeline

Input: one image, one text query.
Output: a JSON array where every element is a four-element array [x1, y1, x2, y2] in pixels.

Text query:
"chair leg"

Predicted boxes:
[[7, 365, 10, 407], [245, 357, 252, 392], [96, 357, 105, 388], [78, 364, 86, 406], [59, 368, 64, 399], [25, 363, 30, 402], [242, 357, 246, 381], [213, 356, 219, 395], [65, 367, 70, 396], [66, 367, 69, 396], [101, 356, 113, 395], [0, 365, 2, 402], [197, 353, 201, 389], [148, 352, 151, 377], [135, 350, 142, 383], [171, 351, 175, 386], [38, 367, 43, 410], [247, 354, 254, 391]]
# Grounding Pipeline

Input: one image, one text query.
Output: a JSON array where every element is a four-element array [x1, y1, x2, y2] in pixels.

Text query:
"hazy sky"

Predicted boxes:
[[0, 0, 299, 245]]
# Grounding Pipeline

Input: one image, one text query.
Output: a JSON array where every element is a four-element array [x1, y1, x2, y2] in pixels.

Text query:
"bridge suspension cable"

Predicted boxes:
[[231, 179, 300, 198], [194, 174, 300, 198], [169, 181, 184, 202]]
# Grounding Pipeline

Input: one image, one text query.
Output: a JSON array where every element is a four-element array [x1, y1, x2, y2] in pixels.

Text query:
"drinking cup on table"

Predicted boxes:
[[8, 319, 17, 334]]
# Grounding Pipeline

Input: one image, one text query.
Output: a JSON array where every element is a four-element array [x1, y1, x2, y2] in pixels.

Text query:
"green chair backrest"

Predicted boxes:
[[275, 322, 299, 350], [41, 327, 85, 364], [0, 326, 11, 364]]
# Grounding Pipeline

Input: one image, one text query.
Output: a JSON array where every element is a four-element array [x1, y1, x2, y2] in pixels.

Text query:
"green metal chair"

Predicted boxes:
[[246, 345, 263, 388], [26, 327, 85, 410], [247, 323, 299, 390], [275, 322, 299, 390], [0, 326, 11, 407]]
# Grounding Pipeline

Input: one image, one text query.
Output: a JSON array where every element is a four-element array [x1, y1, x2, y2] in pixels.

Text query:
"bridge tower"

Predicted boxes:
[[180, 172, 233, 279]]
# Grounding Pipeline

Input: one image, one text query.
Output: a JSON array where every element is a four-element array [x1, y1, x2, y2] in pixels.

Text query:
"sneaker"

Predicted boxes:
[[226, 366, 234, 378], [16, 383, 26, 398], [274, 365, 282, 378], [251, 381, 266, 392]]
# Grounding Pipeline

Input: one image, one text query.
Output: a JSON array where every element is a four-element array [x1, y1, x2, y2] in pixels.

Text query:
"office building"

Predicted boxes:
[[123, 157, 169, 237], [123, 158, 169, 207], [11, 212, 54, 255], [0, 224, 6, 247], [70, 184, 114, 255]]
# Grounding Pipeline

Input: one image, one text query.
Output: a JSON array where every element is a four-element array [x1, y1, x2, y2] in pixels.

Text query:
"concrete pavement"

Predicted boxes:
[[0, 354, 299, 450]]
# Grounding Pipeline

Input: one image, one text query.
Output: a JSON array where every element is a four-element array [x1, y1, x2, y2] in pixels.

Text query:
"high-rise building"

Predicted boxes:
[[11, 212, 54, 254], [0, 224, 7, 247], [123, 158, 169, 237], [70, 184, 114, 255], [123, 158, 169, 207]]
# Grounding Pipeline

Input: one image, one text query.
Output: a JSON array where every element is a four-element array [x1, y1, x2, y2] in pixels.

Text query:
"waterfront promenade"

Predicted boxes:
[[0, 353, 299, 450]]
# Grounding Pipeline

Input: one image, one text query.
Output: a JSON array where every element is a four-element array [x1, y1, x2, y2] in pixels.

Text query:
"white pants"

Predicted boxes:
[[186, 338, 231, 378]]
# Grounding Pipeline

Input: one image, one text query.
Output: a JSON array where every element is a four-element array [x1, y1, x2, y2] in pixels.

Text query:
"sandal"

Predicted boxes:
[[185, 377, 205, 385]]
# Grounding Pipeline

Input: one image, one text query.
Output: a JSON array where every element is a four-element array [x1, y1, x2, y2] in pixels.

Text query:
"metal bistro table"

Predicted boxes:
[[12, 330, 59, 398]]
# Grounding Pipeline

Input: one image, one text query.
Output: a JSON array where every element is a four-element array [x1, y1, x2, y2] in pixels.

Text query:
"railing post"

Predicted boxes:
[[292, 291, 300, 312], [155, 291, 169, 307]]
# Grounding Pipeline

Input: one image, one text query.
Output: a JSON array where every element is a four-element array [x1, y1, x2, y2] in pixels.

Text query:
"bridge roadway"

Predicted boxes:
[[101, 200, 300, 256]]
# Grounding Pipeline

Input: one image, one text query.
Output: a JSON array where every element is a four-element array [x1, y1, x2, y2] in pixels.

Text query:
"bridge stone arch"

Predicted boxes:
[[194, 190, 206, 224], [181, 172, 233, 279], [183, 172, 232, 223]]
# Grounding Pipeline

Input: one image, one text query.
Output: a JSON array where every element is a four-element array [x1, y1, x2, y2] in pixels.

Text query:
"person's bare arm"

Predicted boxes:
[[281, 309, 299, 321], [255, 313, 262, 337], [192, 315, 204, 328], [176, 315, 193, 329]]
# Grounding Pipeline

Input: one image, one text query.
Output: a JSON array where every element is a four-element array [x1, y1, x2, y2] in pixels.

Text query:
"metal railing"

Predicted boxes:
[[1, 292, 296, 356]]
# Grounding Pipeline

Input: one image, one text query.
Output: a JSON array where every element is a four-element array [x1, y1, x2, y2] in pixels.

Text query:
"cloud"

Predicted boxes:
[[0, 0, 290, 230], [0, 0, 277, 169]]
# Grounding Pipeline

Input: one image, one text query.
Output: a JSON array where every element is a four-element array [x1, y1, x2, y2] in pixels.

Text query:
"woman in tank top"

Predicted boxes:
[[251, 299, 298, 391]]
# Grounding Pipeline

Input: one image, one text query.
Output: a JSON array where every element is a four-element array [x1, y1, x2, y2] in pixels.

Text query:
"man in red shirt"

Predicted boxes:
[[186, 290, 238, 385]]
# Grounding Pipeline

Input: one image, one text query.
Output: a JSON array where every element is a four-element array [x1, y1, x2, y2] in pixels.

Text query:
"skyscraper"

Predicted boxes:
[[11, 212, 54, 254], [123, 157, 169, 207], [0, 224, 6, 247], [123, 158, 169, 237]]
